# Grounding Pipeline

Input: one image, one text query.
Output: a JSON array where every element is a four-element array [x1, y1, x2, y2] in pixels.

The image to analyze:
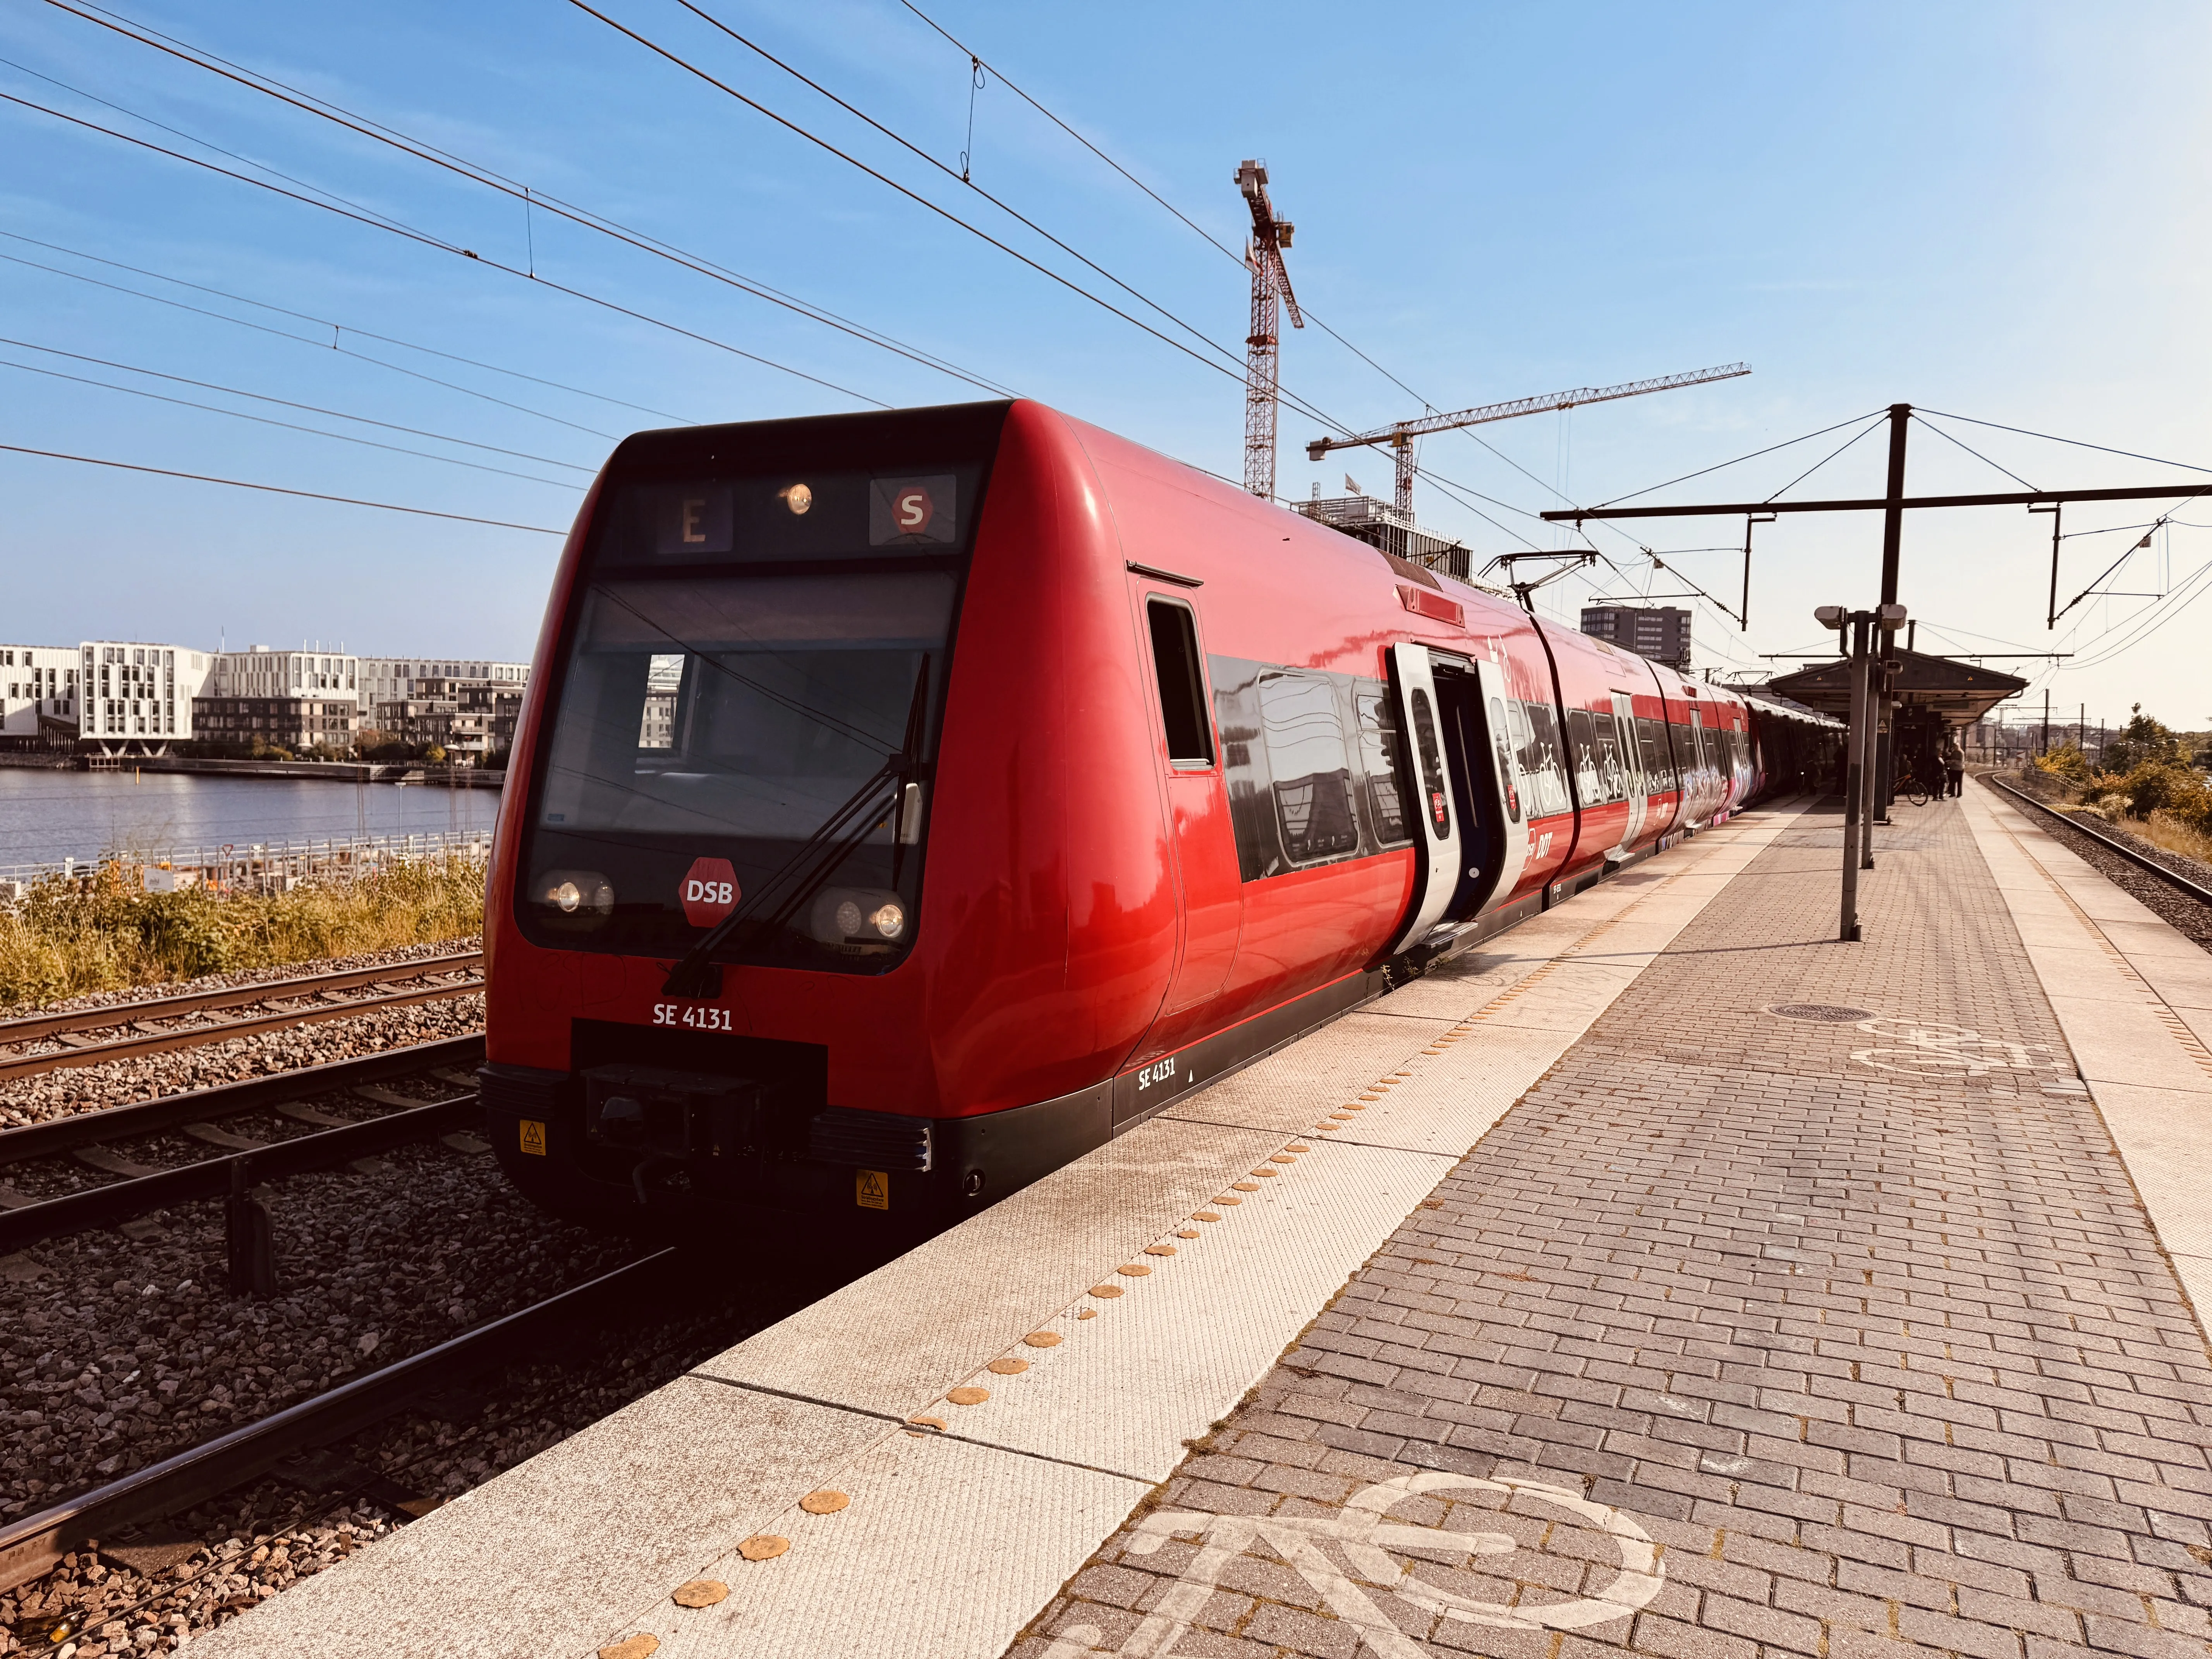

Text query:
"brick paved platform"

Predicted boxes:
[[1017, 790, 2212, 1659]]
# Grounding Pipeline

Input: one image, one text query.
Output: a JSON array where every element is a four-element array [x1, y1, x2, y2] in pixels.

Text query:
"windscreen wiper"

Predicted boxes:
[[659, 659, 930, 999]]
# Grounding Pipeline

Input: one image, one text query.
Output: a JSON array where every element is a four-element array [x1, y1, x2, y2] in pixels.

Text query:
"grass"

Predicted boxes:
[[2136, 810, 2212, 868], [0, 857, 487, 1014]]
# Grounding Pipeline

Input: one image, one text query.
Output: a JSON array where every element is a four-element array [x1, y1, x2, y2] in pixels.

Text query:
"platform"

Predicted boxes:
[[196, 784, 2212, 1659]]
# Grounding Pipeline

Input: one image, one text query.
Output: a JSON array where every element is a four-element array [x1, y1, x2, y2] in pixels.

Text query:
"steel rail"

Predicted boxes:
[[1985, 776, 2212, 906], [0, 951, 483, 1045], [0, 975, 484, 1082], [0, 1036, 483, 1167], [0, 1248, 681, 1593], [0, 1093, 481, 1254]]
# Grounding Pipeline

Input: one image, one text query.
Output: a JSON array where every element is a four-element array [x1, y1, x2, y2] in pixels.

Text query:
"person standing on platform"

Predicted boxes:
[[1939, 729, 1965, 798]]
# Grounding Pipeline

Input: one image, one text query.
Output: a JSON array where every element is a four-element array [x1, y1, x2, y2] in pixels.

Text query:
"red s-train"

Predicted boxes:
[[479, 399, 1836, 1231]]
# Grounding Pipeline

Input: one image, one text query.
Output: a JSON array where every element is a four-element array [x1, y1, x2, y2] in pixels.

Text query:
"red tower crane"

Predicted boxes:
[[1236, 159, 1303, 500]]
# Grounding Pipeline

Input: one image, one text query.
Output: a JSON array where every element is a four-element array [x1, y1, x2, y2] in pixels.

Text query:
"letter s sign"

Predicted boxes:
[[893, 486, 934, 536]]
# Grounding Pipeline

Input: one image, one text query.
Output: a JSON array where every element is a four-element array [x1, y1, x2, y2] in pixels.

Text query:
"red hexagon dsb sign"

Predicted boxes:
[[680, 857, 739, 928]]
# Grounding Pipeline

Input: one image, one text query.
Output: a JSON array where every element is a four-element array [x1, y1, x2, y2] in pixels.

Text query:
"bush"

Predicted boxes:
[[0, 856, 486, 1012], [2084, 760, 2212, 828], [2032, 743, 2093, 784]]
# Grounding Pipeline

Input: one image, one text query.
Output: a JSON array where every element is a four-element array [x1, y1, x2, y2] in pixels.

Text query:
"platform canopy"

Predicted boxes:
[[1765, 646, 2027, 725]]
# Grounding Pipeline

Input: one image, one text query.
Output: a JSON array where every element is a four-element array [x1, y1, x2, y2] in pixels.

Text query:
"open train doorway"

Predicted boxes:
[[1431, 658, 1528, 923]]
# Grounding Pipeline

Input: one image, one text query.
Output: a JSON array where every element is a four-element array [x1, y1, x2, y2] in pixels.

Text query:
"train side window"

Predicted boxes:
[[1354, 690, 1413, 847], [1146, 598, 1214, 767], [1513, 700, 1571, 819], [1483, 695, 1523, 825], [1260, 671, 1360, 862], [1565, 708, 1599, 805]]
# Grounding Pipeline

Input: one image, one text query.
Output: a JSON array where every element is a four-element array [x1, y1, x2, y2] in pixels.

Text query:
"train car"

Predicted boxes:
[[478, 398, 1834, 1236]]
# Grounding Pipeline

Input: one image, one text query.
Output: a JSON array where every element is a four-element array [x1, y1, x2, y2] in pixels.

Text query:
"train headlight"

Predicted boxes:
[[532, 869, 614, 926], [808, 887, 909, 950]]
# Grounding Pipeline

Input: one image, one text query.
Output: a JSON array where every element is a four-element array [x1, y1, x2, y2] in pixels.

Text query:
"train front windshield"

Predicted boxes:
[[518, 463, 979, 970]]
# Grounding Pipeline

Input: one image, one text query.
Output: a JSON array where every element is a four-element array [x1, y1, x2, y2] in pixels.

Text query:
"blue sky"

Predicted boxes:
[[3, 1, 2208, 733]]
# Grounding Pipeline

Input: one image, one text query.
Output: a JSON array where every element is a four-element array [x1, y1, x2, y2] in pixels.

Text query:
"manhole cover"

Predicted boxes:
[[1767, 1003, 1874, 1023]]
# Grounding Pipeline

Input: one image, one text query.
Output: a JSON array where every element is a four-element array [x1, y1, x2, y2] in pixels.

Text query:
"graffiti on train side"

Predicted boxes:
[[1850, 1016, 2065, 1078], [1039, 1473, 1664, 1659]]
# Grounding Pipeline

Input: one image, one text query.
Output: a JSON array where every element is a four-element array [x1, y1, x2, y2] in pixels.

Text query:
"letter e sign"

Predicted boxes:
[[680, 856, 740, 927]]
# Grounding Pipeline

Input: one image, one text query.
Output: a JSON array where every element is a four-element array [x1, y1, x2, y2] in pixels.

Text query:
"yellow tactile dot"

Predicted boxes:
[[800, 1490, 850, 1513], [1144, 1243, 1177, 1256], [1177, 1228, 1201, 1238], [1269, 1154, 1297, 1164], [600, 1636, 659, 1659], [988, 1357, 1030, 1374], [1214, 1195, 1243, 1205], [1341, 1104, 1366, 1112], [1231, 1181, 1259, 1192], [1077, 1308, 1097, 1319], [947, 1386, 990, 1406], [673, 1580, 728, 1607], [1359, 1092, 1383, 1101], [1194, 1212, 1222, 1222], [908, 1415, 947, 1431], [1024, 1331, 1064, 1346], [1287, 1144, 1310, 1152], [738, 1535, 789, 1561], [1116, 1263, 1152, 1277], [1091, 1284, 1125, 1297], [1251, 1168, 1279, 1178]]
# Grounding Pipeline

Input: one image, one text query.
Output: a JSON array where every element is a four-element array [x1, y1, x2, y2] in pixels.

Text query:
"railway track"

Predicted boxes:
[[0, 952, 485, 1083], [1985, 776, 2212, 906], [0, 1037, 486, 1252], [0, 1246, 680, 1593]]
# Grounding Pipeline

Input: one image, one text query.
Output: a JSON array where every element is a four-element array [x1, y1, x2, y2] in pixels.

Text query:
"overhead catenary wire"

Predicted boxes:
[[36, 0, 1017, 400], [892, 0, 1455, 417], [0, 87, 893, 410], [1906, 412, 2038, 492], [0, 354, 585, 488], [562, 0, 1362, 431], [0, 443, 567, 532], [0, 228, 687, 429], [666, 0, 1262, 380], [0, 333, 594, 472], [0, 241, 625, 438]]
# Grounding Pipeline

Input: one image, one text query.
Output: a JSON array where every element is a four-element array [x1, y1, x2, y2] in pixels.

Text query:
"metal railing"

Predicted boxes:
[[0, 827, 493, 890]]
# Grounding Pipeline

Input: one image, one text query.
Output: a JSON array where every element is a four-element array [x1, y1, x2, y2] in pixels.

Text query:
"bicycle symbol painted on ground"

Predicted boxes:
[[1849, 1016, 2064, 1078], [1041, 1472, 1664, 1659]]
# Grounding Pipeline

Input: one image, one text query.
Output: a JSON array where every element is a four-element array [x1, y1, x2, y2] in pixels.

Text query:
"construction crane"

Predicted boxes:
[[1307, 362, 1751, 516], [1236, 159, 1303, 500]]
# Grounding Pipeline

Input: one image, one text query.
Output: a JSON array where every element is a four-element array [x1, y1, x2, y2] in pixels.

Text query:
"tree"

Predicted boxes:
[[2101, 704, 2183, 772]]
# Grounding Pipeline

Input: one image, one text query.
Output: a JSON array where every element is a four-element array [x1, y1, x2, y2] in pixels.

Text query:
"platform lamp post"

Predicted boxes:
[[1818, 601, 1907, 943]]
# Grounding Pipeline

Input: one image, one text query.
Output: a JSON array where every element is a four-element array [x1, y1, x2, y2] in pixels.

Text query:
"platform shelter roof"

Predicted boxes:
[[1765, 646, 2027, 725]]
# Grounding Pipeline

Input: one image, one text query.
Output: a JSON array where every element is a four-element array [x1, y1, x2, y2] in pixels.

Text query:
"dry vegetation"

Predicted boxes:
[[0, 857, 487, 1013]]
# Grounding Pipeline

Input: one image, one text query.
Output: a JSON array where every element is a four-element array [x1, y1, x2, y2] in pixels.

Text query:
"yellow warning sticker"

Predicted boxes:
[[855, 1169, 888, 1210], [519, 1118, 548, 1157]]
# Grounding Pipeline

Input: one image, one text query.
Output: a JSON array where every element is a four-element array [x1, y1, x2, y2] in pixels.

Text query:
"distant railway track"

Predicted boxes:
[[1985, 775, 2212, 908], [0, 1036, 486, 1252], [0, 952, 484, 1082], [0, 1245, 678, 1594]]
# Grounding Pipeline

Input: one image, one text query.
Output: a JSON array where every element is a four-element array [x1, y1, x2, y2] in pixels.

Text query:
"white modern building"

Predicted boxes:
[[0, 644, 83, 747], [205, 647, 361, 701], [78, 642, 211, 754], [359, 657, 529, 710]]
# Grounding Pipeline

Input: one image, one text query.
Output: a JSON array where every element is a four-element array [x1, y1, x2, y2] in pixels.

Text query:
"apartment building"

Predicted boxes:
[[0, 644, 83, 749], [359, 657, 528, 709], [206, 647, 360, 701], [78, 642, 211, 754], [192, 696, 361, 752]]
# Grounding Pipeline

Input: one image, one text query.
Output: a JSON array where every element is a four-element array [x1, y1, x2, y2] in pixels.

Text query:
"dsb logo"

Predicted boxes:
[[680, 857, 740, 927]]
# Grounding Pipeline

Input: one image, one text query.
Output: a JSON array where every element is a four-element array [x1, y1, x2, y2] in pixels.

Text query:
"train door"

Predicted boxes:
[[1383, 643, 1462, 955], [1610, 692, 1646, 852], [1443, 658, 1529, 915], [1141, 594, 1242, 1012]]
